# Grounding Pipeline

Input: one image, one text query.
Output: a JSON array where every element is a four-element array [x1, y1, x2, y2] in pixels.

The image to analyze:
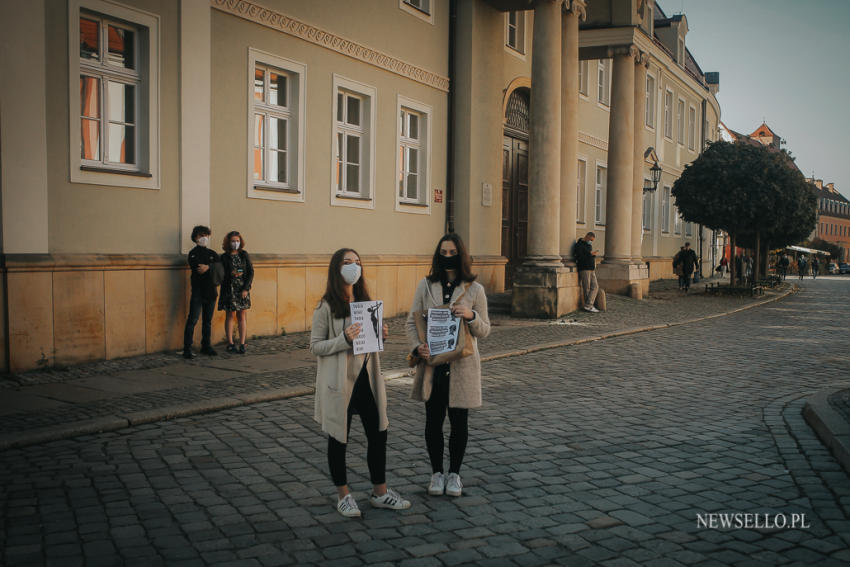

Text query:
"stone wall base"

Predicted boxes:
[[511, 265, 580, 318], [597, 261, 649, 297]]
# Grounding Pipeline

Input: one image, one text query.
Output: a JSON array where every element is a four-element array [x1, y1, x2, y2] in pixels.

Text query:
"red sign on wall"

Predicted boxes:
[[434, 189, 443, 203]]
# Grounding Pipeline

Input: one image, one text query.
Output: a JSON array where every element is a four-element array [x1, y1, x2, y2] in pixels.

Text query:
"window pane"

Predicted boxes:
[[107, 123, 135, 164], [269, 72, 287, 107], [254, 68, 265, 101], [269, 150, 286, 183], [270, 118, 287, 150], [80, 76, 100, 118], [81, 118, 100, 160], [346, 164, 360, 192], [336, 133, 343, 190], [346, 134, 360, 165], [408, 147, 418, 173], [107, 26, 134, 69], [399, 146, 405, 197], [80, 18, 99, 61], [408, 114, 419, 139], [400, 111, 405, 136], [508, 26, 516, 47], [254, 114, 264, 180], [407, 173, 417, 200], [254, 114, 264, 147], [107, 82, 134, 124], [346, 96, 360, 126], [337, 93, 344, 122]]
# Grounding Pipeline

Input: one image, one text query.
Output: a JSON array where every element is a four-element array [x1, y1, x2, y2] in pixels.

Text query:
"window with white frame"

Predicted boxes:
[[686, 221, 693, 236], [578, 60, 589, 97], [677, 99, 685, 145], [396, 97, 431, 209], [664, 90, 673, 139], [400, 0, 433, 23], [71, 0, 161, 190], [645, 74, 656, 128], [642, 190, 652, 231], [595, 165, 607, 224], [598, 60, 611, 106], [661, 186, 671, 232], [674, 208, 682, 234], [403, 0, 429, 14], [332, 76, 376, 206], [506, 12, 525, 54], [688, 105, 697, 150], [576, 158, 587, 223]]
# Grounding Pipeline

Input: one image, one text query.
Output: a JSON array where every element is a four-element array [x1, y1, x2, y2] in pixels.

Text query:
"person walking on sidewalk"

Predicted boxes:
[[811, 257, 819, 280], [673, 246, 685, 290], [575, 232, 600, 312], [218, 231, 254, 354], [407, 234, 490, 498], [779, 254, 790, 281], [798, 255, 808, 280], [676, 242, 699, 292], [183, 226, 220, 359], [311, 248, 410, 518]]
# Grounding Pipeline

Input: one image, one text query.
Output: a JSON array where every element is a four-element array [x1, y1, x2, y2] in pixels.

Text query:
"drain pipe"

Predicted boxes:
[[445, 0, 457, 234]]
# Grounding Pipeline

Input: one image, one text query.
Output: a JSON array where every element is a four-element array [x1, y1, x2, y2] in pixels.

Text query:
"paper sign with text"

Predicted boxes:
[[427, 308, 460, 356], [350, 300, 384, 355]]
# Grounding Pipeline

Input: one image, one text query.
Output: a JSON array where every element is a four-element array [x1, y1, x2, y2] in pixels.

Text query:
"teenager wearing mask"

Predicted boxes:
[[218, 231, 254, 354], [183, 226, 220, 359], [311, 248, 411, 518], [406, 234, 490, 497]]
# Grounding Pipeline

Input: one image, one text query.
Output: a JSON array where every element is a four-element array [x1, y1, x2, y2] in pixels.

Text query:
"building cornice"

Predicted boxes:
[[578, 131, 608, 151], [210, 0, 450, 93]]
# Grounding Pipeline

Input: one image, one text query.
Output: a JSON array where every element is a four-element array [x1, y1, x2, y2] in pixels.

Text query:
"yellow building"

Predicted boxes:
[[0, 0, 721, 371]]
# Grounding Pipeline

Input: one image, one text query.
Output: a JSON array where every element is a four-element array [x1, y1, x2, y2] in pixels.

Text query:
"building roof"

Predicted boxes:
[[750, 122, 778, 139]]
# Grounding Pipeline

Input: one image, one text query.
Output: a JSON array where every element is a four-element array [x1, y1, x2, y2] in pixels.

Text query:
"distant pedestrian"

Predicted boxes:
[[675, 243, 698, 292], [218, 231, 254, 354], [719, 256, 728, 276], [779, 254, 790, 280], [745, 256, 753, 282], [575, 232, 600, 312], [798, 256, 808, 280], [311, 248, 409, 518], [673, 246, 685, 289], [183, 226, 220, 359], [811, 257, 819, 279]]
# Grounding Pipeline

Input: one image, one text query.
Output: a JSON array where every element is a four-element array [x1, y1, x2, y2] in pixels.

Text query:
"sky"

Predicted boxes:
[[664, 0, 850, 198]]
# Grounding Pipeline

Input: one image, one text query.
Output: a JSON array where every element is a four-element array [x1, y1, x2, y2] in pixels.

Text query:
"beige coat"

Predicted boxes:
[[311, 300, 388, 444], [406, 278, 490, 408]]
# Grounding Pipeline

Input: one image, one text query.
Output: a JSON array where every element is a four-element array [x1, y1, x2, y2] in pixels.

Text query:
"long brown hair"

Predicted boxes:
[[427, 233, 477, 283], [321, 248, 371, 318]]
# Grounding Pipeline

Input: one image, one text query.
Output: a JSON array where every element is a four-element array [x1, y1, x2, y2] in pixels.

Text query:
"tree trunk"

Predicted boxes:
[[730, 233, 736, 286], [754, 232, 761, 282]]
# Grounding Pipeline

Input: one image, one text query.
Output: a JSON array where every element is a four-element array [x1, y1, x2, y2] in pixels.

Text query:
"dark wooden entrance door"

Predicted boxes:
[[501, 135, 529, 288]]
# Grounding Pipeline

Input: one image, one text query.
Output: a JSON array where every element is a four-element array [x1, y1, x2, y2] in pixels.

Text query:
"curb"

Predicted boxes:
[[0, 287, 793, 451], [803, 387, 850, 476]]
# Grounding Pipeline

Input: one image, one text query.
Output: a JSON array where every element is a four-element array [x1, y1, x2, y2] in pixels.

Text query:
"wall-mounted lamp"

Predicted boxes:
[[642, 147, 662, 193]]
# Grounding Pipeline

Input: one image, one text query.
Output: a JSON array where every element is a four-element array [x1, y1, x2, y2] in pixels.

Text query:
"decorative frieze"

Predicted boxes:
[[210, 0, 450, 92], [578, 131, 608, 151]]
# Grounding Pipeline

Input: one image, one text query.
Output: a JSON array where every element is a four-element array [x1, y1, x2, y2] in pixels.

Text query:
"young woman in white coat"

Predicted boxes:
[[311, 248, 411, 518], [406, 234, 490, 497]]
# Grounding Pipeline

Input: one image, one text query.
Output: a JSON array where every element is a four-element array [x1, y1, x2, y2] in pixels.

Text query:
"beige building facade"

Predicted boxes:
[[0, 0, 720, 372]]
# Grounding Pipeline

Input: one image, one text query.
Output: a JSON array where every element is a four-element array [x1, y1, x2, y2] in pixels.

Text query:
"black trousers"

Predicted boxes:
[[425, 364, 469, 475], [183, 293, 216, 349], [327, 365, 387, 487]]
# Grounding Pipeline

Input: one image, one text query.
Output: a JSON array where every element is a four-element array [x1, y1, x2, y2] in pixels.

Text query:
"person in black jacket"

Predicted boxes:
[[675, 242, 699, 292], [183, 225, 220, 359], [574, 232, 599, 313], [219, 231, 254, 354]]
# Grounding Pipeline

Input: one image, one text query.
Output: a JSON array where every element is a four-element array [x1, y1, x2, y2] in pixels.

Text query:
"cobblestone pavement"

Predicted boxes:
[[2, 278, 850, 566]]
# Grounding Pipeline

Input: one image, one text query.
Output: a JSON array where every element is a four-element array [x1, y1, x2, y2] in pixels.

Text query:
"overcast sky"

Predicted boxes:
[[666, 0, 850, 198]]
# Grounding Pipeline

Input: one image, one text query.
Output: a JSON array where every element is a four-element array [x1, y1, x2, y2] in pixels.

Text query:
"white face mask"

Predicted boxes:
[[197, 236, 209, 248], [230, 240, 240, 250], [340, 263, 362, 285]]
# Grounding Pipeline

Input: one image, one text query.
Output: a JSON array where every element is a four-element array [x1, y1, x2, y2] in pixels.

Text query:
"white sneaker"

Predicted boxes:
[[445, 473, 463, 497], [336, 493, 361, 518], [428, 472, 446, 496], [583, 305, 600, 313], [370, 488, 411, 510]]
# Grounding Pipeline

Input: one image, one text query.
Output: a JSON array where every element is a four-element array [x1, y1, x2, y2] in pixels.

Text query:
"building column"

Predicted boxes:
[[180, 0, 212, 253], [559, 0, 586, 263], [597, 46, 646, 296], [629, 53, 650, 298], [512, 0, 576, 318]]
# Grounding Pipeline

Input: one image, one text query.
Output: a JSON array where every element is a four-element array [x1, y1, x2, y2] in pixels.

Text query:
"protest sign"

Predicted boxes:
[[350, 300, 384, 355], [427, 308, 460, 356]]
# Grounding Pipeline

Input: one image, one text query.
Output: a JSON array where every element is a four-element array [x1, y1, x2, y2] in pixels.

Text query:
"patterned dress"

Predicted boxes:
[[222, 252, 251, 311]]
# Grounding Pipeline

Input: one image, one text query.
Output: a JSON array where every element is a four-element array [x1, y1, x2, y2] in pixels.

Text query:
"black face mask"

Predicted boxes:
[[438, 254, 460, 272]]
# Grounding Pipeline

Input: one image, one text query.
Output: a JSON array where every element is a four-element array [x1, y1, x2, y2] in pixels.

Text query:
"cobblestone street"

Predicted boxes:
[[2, 278, 849, 566]]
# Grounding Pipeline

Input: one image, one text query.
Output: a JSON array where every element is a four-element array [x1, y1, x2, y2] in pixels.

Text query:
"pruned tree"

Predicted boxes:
[[672, 141, 817, 284]]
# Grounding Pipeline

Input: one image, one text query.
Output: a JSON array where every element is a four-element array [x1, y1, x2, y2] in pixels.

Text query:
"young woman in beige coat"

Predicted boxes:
[[311, 248, 411, 517], [406, 234, 490, 497]]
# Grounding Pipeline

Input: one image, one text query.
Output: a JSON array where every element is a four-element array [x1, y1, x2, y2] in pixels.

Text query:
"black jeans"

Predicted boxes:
[[327, 364, 387, 487], [678, 274, 691, 290], [184, 293, 216, 350], [425, 364, 469, 475]]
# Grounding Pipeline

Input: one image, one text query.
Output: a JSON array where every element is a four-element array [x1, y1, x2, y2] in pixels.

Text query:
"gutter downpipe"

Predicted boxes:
[[446, 0, 457, 234]]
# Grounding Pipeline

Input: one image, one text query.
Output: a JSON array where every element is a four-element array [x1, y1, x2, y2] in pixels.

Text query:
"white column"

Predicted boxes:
[[0, 0, 49, 253], [180, 0, 212, 253], [631, 53, 648, 261], [525, 0, 562, 266], [560, 0, 585, 262]]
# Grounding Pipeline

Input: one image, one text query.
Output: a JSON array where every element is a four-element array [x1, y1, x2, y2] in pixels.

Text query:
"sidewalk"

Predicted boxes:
[[0, 278, 794, 450]]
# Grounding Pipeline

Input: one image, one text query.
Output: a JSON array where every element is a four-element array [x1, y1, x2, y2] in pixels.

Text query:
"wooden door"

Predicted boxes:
[[501, 135, 529, 288]]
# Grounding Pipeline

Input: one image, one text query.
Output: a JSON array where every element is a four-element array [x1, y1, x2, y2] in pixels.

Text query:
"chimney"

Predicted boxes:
[[815, 179, 823, 189], [826, 182, 835, 192]]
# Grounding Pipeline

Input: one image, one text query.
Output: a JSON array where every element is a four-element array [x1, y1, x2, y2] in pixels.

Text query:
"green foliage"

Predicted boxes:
[[671, 141, 817, 248], [804, 238, 843, 259]]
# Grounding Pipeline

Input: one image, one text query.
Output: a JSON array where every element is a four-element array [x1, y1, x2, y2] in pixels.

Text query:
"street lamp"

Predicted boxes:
[[643, 159, 662, 193]]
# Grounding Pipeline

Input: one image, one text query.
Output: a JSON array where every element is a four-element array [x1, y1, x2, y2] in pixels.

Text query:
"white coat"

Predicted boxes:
[[311, 300, 388, 443]]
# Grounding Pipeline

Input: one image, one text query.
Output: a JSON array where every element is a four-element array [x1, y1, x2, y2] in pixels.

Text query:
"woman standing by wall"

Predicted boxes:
[[406, 234, 490, 498], [311, 248, 411, 518], [219, 231, 254, 353]]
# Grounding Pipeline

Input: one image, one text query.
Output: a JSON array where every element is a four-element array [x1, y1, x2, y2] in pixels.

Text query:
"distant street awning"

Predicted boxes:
[[785, 245, 831, 256]]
